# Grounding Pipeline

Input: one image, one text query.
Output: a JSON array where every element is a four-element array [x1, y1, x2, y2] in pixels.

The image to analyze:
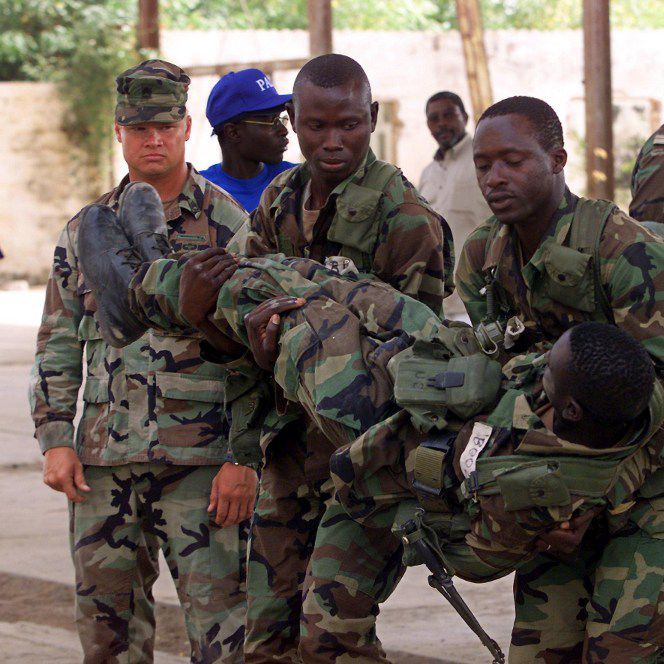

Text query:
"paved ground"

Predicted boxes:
[[0, 288, 515, 663]]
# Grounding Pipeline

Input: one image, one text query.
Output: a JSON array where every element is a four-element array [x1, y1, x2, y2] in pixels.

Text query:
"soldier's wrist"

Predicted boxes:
[[36, 420, 75, 455]]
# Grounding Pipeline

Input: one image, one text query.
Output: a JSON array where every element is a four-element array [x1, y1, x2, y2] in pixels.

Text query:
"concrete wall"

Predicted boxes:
[[162, 29, 664, 197], [2, 29, 663, 284], [0, 82, 101, 284]]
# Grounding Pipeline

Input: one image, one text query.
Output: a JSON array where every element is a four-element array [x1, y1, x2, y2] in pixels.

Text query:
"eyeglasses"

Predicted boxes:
[[241, 114, 289, 128]]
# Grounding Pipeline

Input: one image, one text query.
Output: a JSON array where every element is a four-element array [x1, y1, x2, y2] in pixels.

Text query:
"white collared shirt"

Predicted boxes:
[[419, 133, 492, 251]]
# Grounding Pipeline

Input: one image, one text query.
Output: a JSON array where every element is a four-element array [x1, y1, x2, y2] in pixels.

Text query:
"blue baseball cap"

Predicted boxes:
[[206, 68, 293, 129]]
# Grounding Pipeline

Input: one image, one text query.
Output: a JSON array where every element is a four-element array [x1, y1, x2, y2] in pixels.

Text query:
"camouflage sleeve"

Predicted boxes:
[[454, 223, 493, 325], [29, 222, 84, 453], [600, 211, 664, 364], [371, 175, 452, 317], [629, 127, 664, 223]]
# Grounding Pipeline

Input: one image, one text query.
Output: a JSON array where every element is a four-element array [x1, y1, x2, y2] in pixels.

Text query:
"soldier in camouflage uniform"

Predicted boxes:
[[29, 60, 252, 663], [329, 322, 662, 586], [224, 53, 452, 662], [455, 96, 664, 662], [630, 123, 664, 223]]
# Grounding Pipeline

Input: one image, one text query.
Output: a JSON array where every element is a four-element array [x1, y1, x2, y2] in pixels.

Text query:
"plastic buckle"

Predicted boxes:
[[427, 371, 465, 390]]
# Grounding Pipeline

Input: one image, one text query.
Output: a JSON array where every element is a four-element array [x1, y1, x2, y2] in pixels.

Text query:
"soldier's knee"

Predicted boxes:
[[299, 579, 384, 662]]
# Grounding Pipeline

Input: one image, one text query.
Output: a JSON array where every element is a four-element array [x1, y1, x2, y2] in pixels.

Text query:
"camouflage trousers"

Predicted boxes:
[[510, 494, 664, 663], [70, 463, 247, 663], [245, 435, 405, 663]]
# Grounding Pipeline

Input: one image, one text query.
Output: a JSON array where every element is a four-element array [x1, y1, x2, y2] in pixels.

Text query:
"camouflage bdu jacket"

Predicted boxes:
[[127, 252, 453, 469], [30, 167, 248, 465], [630, 123, 664, 223], [222, 149, 452, 465], [330, 352, 664, 583], [455, 187, 664, 362], [233, 148, 453, 316]]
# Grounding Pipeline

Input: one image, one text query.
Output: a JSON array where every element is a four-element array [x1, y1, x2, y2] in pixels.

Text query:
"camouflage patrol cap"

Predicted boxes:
[[115, 59, 190, 125]]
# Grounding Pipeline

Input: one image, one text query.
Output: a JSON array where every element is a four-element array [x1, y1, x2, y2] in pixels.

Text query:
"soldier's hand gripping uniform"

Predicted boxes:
[[456, 186, 664, 662], [30, 61, 250, 663]]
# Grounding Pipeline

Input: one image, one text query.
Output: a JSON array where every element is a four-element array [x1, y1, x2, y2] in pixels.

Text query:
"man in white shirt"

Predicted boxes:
[[419, 91, 491, 317]]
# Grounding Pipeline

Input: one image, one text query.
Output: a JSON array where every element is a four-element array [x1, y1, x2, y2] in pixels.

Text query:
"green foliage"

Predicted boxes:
[[159, 0, 664, 31], [0, 1, 137, 178]]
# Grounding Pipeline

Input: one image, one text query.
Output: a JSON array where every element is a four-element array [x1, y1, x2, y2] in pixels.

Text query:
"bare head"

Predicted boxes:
[[288, 54, 378, 189]]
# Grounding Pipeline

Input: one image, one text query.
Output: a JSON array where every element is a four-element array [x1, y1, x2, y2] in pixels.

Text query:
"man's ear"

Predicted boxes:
[[224, 122, 242, 143], [562, 397, 583, 423], [551, 147, 568, 174], [285, 101, 296, 133], [184, 114, 192, 141], [370, 101, 379, 132], [114, 122, 122, 143]]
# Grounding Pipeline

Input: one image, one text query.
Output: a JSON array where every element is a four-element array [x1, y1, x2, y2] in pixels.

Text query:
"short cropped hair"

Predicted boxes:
[[426, 91, 467, 118], [294, 53, 371, 96], [478, 95, 564, 151], [568, 322, 654, 425]]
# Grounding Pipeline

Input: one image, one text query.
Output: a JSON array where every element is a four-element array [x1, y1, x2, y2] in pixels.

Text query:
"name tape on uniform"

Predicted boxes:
[[460, 422, 493, 478]]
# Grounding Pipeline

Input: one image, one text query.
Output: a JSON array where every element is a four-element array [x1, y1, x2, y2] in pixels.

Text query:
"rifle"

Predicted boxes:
[[399, 517, 505, 664]]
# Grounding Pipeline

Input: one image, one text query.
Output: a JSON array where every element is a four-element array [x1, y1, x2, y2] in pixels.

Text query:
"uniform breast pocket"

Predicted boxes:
[[543, 244, 596, 312], [153, 371, 226, 450]]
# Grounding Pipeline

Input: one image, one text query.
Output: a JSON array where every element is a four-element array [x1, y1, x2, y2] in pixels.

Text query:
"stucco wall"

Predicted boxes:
[[0, 82, 102, 284], [162, 29, 664, 195]]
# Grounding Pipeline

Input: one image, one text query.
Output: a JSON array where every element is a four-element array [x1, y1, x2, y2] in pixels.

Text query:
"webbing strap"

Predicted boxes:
[[569, 197, 616, 323], [412, 431, 457, 497]]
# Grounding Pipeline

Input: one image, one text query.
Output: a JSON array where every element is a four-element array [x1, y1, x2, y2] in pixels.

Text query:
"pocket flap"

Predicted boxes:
[[336, 184, 382, 222], [494, 460, 571, 511], [155, 371, 224, 403], [82, 376, 110, 403], [77, 315, 103, 342], [543, 243, 592, 287]]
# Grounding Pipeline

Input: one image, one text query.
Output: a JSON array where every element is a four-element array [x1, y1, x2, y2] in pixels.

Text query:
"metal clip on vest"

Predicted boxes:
[[474, 319, 505, 356], [398, 515, 506, 664]]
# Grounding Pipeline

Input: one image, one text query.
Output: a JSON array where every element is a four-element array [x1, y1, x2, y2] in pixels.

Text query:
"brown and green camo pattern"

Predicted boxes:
[[455, 187, 664, 362], [630, 124, 664, 223], [127, 253, 664, 661], [115, 59, 191, 126], [128, 253, 446, 448], [127, 253, 662, 565], [29, 167, 249, 465], [330, 349, 664, 581], [229, 148, 454, 317], [455, 187, 664, 662], [70, 463, 246, 663]]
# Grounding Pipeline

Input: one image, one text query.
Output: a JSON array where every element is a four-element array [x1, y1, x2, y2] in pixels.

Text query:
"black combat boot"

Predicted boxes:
[[117, 181, 171, 261], [78, 204, 148, 348]]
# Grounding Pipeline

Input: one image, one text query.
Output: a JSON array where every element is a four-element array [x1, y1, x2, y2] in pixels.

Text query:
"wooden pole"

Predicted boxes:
[[138, 0, 160, 51], [455, 0, 493, 123], [308, 0, 333, 57], [583, 0, 614, 199]]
